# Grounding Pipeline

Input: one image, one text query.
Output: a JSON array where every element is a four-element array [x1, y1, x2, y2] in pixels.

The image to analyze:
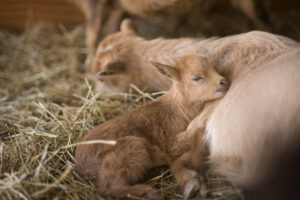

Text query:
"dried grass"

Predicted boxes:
[[0, 25, 243, 200]]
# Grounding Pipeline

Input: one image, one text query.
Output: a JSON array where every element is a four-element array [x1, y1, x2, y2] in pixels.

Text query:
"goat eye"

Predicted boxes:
[[192, 76, 204, 82]]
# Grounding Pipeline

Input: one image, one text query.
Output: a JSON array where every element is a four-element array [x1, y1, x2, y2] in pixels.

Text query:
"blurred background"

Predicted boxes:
[[0, 0, 299, 40]]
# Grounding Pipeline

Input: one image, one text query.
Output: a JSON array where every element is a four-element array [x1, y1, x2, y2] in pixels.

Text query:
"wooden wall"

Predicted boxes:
[[0, 0, 85, 29]]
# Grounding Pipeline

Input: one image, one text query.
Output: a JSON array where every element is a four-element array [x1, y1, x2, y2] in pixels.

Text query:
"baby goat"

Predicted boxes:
[[75, 55, 228, 200], [92, 19, 298, 98]]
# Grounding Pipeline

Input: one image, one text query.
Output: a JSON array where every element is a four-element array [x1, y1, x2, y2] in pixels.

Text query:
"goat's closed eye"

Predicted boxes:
[[192, 76, 204, 82]]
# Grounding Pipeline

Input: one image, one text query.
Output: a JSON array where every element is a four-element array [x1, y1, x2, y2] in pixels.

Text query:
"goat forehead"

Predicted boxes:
[[102, 44, 114, 52], [97, 36, 124, 54], [207, 66, 220, 76], [98, 48, 126, 59], [187, 69, 207, 78], [177, 56, 209, 70], [95, 52, 113, 64], [97, 43, 119, 55], [181, 63, 206, 74]]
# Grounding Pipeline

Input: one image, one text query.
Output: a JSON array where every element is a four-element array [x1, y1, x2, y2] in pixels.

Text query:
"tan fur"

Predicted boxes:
[[173, 48, 300, 199], [93, 19, 298, 97], [167, 50, 300, 200], [168, 102, 218, 199], [205, 48, 300, 189], [173, 49, 300, 198], [75, 55, 228, 200]]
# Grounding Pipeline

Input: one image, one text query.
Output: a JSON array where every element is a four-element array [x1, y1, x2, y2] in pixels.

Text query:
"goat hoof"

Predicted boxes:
[[183, 179, 207, 200]]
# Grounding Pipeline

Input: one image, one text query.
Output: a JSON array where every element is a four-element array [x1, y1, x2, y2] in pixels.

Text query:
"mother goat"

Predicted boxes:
[[206, 48, 300, 199]]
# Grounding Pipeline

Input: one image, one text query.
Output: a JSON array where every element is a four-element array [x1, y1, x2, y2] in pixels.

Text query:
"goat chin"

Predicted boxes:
[[205, 49, 300, 199]]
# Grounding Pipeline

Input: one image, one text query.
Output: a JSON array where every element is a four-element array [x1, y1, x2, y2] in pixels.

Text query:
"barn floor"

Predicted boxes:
[[0, 1, 299, 199]]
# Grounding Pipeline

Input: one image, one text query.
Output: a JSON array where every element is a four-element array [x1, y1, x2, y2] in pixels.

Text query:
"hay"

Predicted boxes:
[[0, 25, 243, 200]]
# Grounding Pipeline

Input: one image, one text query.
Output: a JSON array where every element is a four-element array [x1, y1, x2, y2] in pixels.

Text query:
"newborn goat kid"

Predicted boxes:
[[92, 19, 298, 98], [75, 55, 228, 200]]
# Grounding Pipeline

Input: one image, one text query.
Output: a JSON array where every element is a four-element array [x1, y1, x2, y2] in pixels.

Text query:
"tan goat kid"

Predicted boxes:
[[75, 55, 229, 200], [92, 19, 298, 98]]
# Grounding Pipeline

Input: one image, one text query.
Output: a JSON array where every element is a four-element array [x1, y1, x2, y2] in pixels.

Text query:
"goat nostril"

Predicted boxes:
[[219, 79, 228, 87]]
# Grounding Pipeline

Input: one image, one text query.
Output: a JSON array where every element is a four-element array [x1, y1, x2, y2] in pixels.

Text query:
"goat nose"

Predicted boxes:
[[219, 79, 228, 87]]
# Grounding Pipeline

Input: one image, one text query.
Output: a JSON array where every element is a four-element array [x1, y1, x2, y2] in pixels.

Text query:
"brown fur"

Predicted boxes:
[[75, 55, 228, 199], [92, 19, 298, 98], [168, 101, 218, 199]]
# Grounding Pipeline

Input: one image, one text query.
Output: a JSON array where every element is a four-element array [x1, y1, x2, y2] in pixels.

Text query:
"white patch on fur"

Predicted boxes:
[[96, 44, 113, 55]]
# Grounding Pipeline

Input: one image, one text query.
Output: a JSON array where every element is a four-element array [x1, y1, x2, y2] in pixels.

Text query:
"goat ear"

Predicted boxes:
[[151, 61, 180, 80], [97, 61, 125, 76], [120, 19, 137, 33]]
